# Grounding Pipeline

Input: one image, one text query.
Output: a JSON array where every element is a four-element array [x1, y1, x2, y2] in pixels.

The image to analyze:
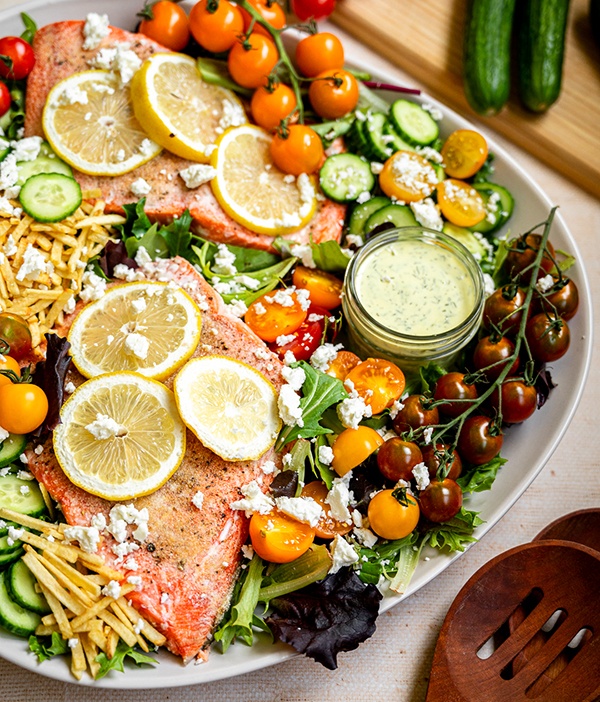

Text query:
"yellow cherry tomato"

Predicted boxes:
[[249, 510, 315, 563], [0, 382, 48, 434], [368, 488, 420, 540], [437, 178, 486, 227], [331, 425, 384, 477], [292, 266, 343, 309], [0, 354, 20, 387], [379, 150, 438, 202], [345, 358, 405, 415], [441, 129, 489, 179]]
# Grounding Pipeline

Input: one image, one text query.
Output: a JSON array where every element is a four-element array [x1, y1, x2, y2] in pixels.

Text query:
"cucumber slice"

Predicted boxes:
[[6, 560, 50, 614], [364, 204, 418, 235], [0, 546, 23, 567], [382, 119, 415, 153], [17, 155, 73, 186], [470, 182, 514, 234], [0, 521, 18, 537], [362, 112, 394, 161], [443, 223, 489, 260], [348, 196, 392, 236], [319, 153, 375, 203], [0, 570, 41, 636], [345, 117, 369, 155], [0, 532, 24, 556], [0, 475, 46, 517], [0, 434, 27, 469], [389, 99, 439, 146], [19, 173, 82, 223]]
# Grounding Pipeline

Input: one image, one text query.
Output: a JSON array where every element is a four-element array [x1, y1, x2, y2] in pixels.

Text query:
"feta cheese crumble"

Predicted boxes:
[[82, 13, 110, 50], [130, 177, 152, 197], [85, 413, 126, 440], [230, 480, 274, 517], [192, 491, 205, 510], [275, 496, 323, 527], [329, 535, 359, 574], [179, 164, 217, 189]]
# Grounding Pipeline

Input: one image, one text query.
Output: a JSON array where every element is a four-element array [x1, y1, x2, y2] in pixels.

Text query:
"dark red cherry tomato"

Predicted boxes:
[[421, 443, 462, 481], [483, 286, 527, 336], [0, 312, 32, 361], [291, 0, 336, 21], [419, 478, 463, 523], [526, 313, 570, 363], [538, 277, 579, 321], [458, 415, 503, 465], [377, 437, 423, 483], [434, 372, 478, 418], [0, 37, 35, 80], [504, 233, 556, 283], [491, 380, 538, 424], [472, 335, 519, 381], [0, 82, 10, 117], [392, 394, 439, 435], [269, 305, 327, 362]]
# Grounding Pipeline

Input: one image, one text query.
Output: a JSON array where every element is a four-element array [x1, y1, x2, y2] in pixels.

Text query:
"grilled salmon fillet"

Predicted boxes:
[[26, 257, 284, 662], [24, 21, 346, 252]]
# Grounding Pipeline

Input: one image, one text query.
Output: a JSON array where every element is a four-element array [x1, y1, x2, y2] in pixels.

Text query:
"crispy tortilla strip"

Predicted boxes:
[[68, 582, 135, 629], [106, 627, 120, 660], [0, 508, 63, 538], [22, 548, 85, 614], [98, 609, 137, 648], [114, 596, 167, 647], [87, 626, 108, 653], [80, 633, 101, 678], [42, 549, 102, 598], [109, 601, 149, 652], [17, 530, 79, 562], [37, 582, 73, 639], [69, 634, 87, 672]]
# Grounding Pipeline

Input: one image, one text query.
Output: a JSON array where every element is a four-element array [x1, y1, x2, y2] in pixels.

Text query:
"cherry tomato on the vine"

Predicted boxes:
[[483, 286, 527, 336], [308, 69, 359, 119], [292, 266, 342, 309], [249, 509, 315, 563], [440, 129, 488, 179], [0, 354, 20, 387], [251, 82, 297, 132], [379, 150, 437, 202], [0, 37, 35, 80], [228, 33, 279, 89], [537, 277, 579, 321], [457, 415, 503, 465], [504, 233, 556, 283], [472, 335, 519, 381], [138, 0, 190, 51], [240, 0, 286, 37], [419, 478, 463, 523], [325, 349, 360, 380], [291, 0, 336, 21], [0, 382, 48, 434], [0, 312, 32, 361], [269, 304, 326, 361], [189, 0, 243, 53], [433, 372, 477, 418], [526, 313, 570, 363], [491, 380, 538, 424], [437, 178, 486, 228], [421, 443, 462, 481], [245, 288, 307, 342], [377, 437, 423, 483], [368, 488, 420, 540], [345, 357, 405, 415], [392, 394, 439, 435], [0, 82, 10, 118], [295, 32, 344, 77], [331, 425, 384, 477], [270, 124, 324, 175], [301, 481, 353, 539]]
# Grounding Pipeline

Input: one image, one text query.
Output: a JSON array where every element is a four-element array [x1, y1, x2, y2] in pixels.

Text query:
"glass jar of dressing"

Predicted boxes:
[[342, 227, 484, 376]]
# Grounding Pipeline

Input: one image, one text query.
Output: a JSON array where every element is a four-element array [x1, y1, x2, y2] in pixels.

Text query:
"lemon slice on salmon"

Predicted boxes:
[[68, 282, 202, 380], [174, 356, 281, 462], [53, 372, 186, 500], [130, 52, 247, 162], [210, 124, 318, 235], [42, 70, 161, 176]]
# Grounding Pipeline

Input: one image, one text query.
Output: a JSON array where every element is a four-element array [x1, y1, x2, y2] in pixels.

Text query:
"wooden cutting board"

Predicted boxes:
[[332, 0, 600, 199]]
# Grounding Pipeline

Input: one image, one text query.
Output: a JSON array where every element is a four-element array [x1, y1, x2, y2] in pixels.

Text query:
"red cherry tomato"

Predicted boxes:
[[0, 312, 32, 361], [419, 479, 463, 523], [433, 372, 477, 418], [537, 277, 579, 321], [483, 286, 527, 336], [228, 33, 279, 89], [504, 233, 556, 283], [392, 394, 439, 435], [377, 437, 423, 483], [270, 124, 324, 176], [0, 37, 35, 80], [526, 313, 570, 363], [308, 69, 359, 119], [457, 415, 503, 465], [472, 335, 519, 381], [269, 304, 326, 361], [189, 0, 243, 53], [251, 82, 297, 132], [295, 32, 344, 77], [421, 443, 462, 481], [491, 380, 538, 424], [0, 82, 10, 118], [240, 0, 286, 37], [138, 0, 190, 51], [291, 0, 336, 21]]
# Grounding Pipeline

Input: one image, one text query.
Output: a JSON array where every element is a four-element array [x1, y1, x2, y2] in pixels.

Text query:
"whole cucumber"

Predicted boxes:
[[463, 0, 517, 115], [518, 0, 571, 112]]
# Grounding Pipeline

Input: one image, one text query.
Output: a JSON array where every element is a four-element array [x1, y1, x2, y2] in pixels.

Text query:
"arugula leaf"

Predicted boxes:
[[20, 12, 37, 43], [95, 641, 157, 679], [225, 243, 280, 272], [276, 361, 348, 449], [28, 632, 69, 662], [425, 507, 484, 553], [274, 237, 352, 274], [161, 210, 193, 258], [125, 222, 169, 261], [118, 198, 152, 239], [457, 456, 507, 493]]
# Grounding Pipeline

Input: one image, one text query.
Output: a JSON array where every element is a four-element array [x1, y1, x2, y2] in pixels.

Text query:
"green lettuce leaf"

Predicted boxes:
[[425, 507, 484, 553], [28, 632, 69, 662], [457, 456, 507, 493], [95, 641, 157, 680]]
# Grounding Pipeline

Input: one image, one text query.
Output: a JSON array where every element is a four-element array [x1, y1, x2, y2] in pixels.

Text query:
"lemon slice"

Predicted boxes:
[[211, 124, 318, 235], [42, 70, 161, 176], [130, 52, 247, 162], [68, 282, 202, 380], [53, 372, 186, 500], [174, 356, 282, 462]]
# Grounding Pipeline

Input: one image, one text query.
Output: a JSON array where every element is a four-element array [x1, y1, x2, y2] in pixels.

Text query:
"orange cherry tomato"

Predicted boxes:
[[270, 124, 324, 176], [368, 488, 420, 540], [331, 425, 384, 477], [308, 69, 359, 119], [295, 32, 344, 77], [249, 509, 315, 563], [345, 358, 405, 415], [245, 288, 308, 342], [379, 150, 438, 203], [292, 266, 342, 309], [228, 33, 279, 89], [326, 349, 360, 381], [437, 178, 486, 227], [240, 0, 286, 37], [251, 82, 297, 131], [301, 481, 353, 539], [441, 129, 489, 179], [189, 0, 243, 53], [0, 382, 48, 434], [0, 355, 20, 388], [138, 0, 190, 51]]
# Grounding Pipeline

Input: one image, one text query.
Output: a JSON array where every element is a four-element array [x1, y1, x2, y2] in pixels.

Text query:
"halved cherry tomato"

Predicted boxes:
[[251, 82, 297, 132], [301, 481, 353, 539], [228, 33, 279, 89], [269, 304, 326, 361], [368, 488, 420, 540], [472, 335, 519, 381], [392, 394, 439, 435], [0, 312, 32, 361], [0, 382, 48, 434], [0, 37, 35, 80], [457, 415, 503, 465], [326, 349, 360, 380], [308, 69, 359, 119], [345, 358, 405, 415], [189, 0, 243, 53], [377, 437, 423, 483], [421, 443, 462, 481], [0, 82, 10, 118], [292, 266, 342, 309], [0, 354, 20, 387], [491, 380, 537, 424], [331, 425, 384, 476], [270, 124, 324, 175], [504, 233, 556, 283], [249, 509, 315, 563], [437, 178, 486, 227], [419, 478, 463, 523], [441, 130, 488, 179], [433, 372, 477, 418], [379, 150, 438, 202], [291, 0, 336, 21], [240, 0, 286, 36], [295, 32, 344, 77], [138, 0, 190, 51], [245, 288, 308, 343]]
